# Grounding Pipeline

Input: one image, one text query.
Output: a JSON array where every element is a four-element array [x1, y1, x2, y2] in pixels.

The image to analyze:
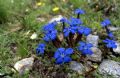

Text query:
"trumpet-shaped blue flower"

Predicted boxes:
[[108, 32, 114, 38], [103, 38, 117, 48], [63, 26, 78, 37], [74, 8, 85, 14], [68, 17, 83, 26], [54, 48, 73, 64], [43, 30, 57, 41], [78, 42, 93, 55], [101, 19, 111, 27], [36, 43, 46, 55], [60, 18, 68, 23], [43, 22, 57, 32], [78, 26, 91, 36]]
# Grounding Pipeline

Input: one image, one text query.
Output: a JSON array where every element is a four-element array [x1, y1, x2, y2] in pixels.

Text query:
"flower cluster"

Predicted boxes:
[[43, 22, 57, 41], [36, 9, 117, 65], [78, 42, 93, 55], [101, 19, 117, 49], [35, 8, 93, 64], [36, 43, 46, 55]]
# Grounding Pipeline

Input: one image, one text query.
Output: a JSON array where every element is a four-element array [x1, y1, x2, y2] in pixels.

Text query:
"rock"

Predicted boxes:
[[30, 33, 38, 40], [49, 15, 64, 24], [14, 57, 34, 74], [87, 47, 102, 62], [108, 26, 120, 31], [86, 34, 99, 47], [98, 60, 120, 78], [36, 17, 45, 22], [70, 61, 85, 74], [113, 42, 120, 54]]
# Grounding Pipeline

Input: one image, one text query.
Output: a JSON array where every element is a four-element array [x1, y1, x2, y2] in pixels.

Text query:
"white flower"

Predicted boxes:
[[30, 33, 38, 39]]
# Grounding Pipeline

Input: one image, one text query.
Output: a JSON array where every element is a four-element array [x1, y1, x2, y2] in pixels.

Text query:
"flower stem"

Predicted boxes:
[[77, 14, 80, 19], [105, 26, 110, 34], [52, 38, 61, 48], [75, 34, 82, 44], [69, 33, 74, 47], [62, 22, 65, 32]]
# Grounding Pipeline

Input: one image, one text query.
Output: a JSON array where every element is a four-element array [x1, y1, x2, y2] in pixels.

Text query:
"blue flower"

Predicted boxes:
[[43, 30, 57, 41], [36, 43, 46, 55], [101, 19, 111, 27], [78, 42, 93, 55], [103, 38, 117, 48], [77, 26, 91, 36], [63, 26, 78, 37], [68, 17, 83, 26], [108, 32, 114, 38], [43, 22, 57, 32], [60, 18, 68, 23], [54, 48, 73, 64], [74, 8, 85, 14]]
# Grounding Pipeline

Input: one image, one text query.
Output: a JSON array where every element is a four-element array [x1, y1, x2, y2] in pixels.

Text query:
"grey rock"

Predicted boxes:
[[49, 15, 64, 24], [87, 47, 102, 62], [108, 26, 120, 31], [14, 57, 34, 75], [98, 60, 120, 78], [113, 42, 120, 54], [86, 34, 99, 47], [70, 61, 85, 74]]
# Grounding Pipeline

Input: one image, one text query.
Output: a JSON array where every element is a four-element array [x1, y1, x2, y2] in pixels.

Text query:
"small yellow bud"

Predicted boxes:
[[36, 2, 42, 6], [52, 7, 59, 12]]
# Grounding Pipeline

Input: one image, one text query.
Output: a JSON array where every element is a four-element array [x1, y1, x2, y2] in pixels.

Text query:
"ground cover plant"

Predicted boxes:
[[0, 0, 120, 78]]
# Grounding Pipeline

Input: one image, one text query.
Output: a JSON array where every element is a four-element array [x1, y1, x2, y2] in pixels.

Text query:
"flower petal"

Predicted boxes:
[[43, 35, 50, 41], [54, 51, 60, 59], [63, 56, 72, 63], [56, 57, 63, 64], [64, 30, 70, 37], [82, 49, 93, 55], [65, 48, 74, 55]]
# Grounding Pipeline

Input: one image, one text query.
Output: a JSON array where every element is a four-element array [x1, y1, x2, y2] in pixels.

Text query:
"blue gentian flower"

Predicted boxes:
[[68, 17, 83, 26], [74, 8, 85, 14], [103, 38, 117, 48], [101, 19, 111, 27], [108, 32, 114, 38], [60, 18, 68, 23], [43, 30, 57, 41], [63, 26, 78, 37], [77, 26, 91, 36], [54, 48, 73, 64], [43, 22, 57, 32], [36, 43, 46, 55], [78, 42, 93, 55]]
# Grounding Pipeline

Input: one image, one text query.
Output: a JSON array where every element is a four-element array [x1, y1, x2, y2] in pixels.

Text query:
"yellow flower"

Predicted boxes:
[[36, 2, 42, 6], [52, 7, 59, 12]]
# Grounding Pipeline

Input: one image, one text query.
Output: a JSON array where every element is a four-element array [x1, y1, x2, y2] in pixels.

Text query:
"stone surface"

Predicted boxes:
[[36, 17, 45, 22], [108, 26, 120, 31], [98, 60, 120, 78], [14, 57, 34, 74], [87, 47, 102, 62], [49, 15, 64, 24], [86, 34, 99, 47], [70, 61, 85, 74], [113, 42, 120, 54]]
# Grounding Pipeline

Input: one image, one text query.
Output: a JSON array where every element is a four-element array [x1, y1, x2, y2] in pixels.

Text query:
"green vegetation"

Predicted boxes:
[[0, 0, 120, 78]]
